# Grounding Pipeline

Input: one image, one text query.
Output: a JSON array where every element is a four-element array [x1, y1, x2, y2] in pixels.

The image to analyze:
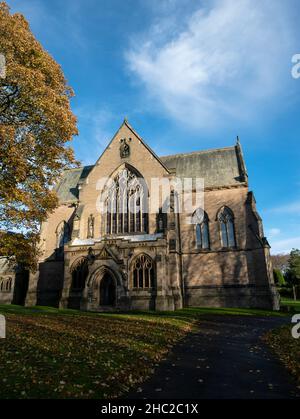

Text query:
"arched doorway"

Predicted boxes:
[[100, 273, 116, 306]]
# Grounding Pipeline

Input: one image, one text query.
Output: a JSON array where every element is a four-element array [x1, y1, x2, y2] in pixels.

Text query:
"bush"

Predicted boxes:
[[273, 269, 286, 286], [278, 287, 293, 299]]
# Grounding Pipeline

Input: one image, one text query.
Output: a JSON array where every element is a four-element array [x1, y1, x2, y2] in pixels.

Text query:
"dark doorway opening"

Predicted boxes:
[[68, 259, 88, 309], [13, 269, 29, 306], [100, 273, 116, 306]]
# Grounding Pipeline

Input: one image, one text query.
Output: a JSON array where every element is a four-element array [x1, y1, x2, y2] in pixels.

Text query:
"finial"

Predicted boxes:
[[236, 135, 240, 145], [124, 116, 128, 123]]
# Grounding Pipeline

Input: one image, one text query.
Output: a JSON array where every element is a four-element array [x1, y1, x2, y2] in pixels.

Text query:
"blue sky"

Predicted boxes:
[[7, 0, 300, 254]]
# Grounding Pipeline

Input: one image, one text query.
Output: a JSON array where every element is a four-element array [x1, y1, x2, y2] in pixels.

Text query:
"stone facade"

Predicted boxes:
[[0, 257, 29, 305], [23, 120, 279, 311], [0, 258, 15, 305]]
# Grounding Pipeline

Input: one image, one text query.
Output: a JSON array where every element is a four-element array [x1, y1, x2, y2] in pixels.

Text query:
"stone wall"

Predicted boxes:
[[0, 258, 15, 304]]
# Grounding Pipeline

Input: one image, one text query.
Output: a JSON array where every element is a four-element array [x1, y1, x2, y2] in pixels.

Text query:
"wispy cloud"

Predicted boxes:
[[266, 201, 300, 253], [73, 106, 116, 165], [126, 0, 295, 130], [270, 236, 300, 254], [9, 0, 88, 50], [268, 200, 300, 215], [268, 228, 281, 238]]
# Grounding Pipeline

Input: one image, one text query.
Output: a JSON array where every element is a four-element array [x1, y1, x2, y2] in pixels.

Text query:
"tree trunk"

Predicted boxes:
[[292, 285, 297, 301]]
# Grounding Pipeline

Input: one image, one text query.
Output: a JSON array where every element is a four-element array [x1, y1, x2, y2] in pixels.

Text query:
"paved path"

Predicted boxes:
[[128, 316, 300, 399]]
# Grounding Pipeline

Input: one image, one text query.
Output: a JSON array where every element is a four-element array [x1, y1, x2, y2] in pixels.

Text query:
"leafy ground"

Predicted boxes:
[[263, 298, 300, 387], [264, 325, 300, 386], [0, 304, 286, 399]]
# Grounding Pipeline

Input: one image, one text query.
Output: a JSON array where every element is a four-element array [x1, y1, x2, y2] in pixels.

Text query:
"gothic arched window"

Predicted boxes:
[[218, 207, 236, 248], [104, 166, 148, 235], [132, 254, 155, 289], [6, 277, 12, 292], [0, 277, 12, 292], [56, 221, 70, 249], [194, 211, 210, 250]]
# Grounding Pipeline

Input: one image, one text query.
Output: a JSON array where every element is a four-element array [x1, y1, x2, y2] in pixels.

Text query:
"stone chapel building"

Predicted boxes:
[[2, 120, 279, 311]]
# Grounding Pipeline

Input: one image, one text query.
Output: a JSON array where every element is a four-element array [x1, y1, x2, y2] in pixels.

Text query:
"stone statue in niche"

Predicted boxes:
[[158, 217, 164, 232], [157, 209, 165, 233], [87, 246, 95, 265], [87, 214, 94, 238], [120, 138, 131, 158]]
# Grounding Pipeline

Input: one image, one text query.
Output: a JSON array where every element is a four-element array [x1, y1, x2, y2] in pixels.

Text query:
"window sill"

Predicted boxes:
[[105, 232, 149, 237], [131, 287, 155, 291], [195, 248, 211, 253]]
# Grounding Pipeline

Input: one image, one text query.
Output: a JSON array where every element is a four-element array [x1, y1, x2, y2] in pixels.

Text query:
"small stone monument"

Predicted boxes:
[[0, 315, 6, 339]]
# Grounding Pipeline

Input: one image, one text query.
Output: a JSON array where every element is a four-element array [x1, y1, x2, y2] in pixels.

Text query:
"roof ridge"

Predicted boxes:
[[122, 119, 171, 174], [160, 145, 236, 160], [62, 164, 94, 173]]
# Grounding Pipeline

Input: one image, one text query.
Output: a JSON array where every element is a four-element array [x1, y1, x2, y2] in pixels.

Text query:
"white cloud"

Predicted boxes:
[[268, 228, 281, 238], [270, 236, 300, 254], [269, 201, 300, 215], [126, 0, 295, 130]]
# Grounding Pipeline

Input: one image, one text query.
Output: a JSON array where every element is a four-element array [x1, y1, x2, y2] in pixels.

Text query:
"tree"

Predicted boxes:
[[271, 253, 289, 273], [0, 2, 78, 269], [286, 249, 300, 301], [273, 268, 286, 287]]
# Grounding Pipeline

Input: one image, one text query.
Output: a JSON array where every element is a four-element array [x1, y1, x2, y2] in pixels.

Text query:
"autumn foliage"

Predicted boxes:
[[0, 2, 78, 268]]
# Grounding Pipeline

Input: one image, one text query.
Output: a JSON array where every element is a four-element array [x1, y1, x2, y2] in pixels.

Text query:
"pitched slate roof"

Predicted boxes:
[[160, 145, 247, 188], [55, 144, 247, 203], [54, 165, 93, 203]]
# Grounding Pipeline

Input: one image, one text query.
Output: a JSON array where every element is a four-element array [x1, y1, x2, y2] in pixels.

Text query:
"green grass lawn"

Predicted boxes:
[[280, 298, 300, 311], [0, 304, 286, 399]]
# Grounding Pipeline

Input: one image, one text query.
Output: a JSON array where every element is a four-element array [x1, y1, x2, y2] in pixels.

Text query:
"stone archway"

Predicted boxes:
[[84, 265, 124, 311], [100, 272, 116, 306]]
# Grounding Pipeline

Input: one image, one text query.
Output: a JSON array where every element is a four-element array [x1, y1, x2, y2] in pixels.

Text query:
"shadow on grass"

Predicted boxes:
[[0, 304, 287, 323]]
